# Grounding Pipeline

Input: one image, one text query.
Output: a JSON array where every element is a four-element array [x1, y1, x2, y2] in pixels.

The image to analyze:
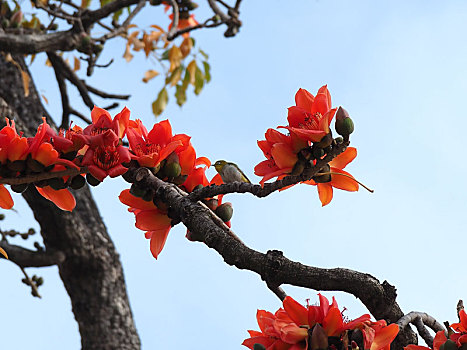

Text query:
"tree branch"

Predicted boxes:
[[0, 240, 65, 267], [126, 167, 416, 347], [397, 311, 446, 347]]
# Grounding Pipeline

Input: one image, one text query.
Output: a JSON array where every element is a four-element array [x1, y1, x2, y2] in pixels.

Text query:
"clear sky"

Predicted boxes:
[[2, 0, 467, 349]]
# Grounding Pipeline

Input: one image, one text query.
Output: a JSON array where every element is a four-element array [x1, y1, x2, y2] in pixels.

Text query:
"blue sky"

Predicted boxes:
[[2, 0, 467, 348]]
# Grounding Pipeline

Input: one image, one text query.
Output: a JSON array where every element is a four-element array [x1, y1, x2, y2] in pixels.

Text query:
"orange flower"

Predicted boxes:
[[282, 86, 337, 144], [119, 189, 172, 259], [304, 147, 359, 206], [127, 119, 185, 169], [80, 107, 131, 181], [255, 128, 300, 186], [243, 294, 380, 350], [168, 13, 198, 37]]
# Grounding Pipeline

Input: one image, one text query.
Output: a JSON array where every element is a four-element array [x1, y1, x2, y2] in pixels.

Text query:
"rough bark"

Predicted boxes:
[[0, 53, 141, 350]]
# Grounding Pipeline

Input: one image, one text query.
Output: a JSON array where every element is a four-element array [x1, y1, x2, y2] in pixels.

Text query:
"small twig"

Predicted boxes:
[[102, 102, 119, 110], [94, 58, 114, 69], [167, 17, 223, 41], [95, 0, 146, 42], [457, 300, 464, 319], [84, 82, 130, 99], [166, 0, 179, 40], [70, 107, 92, 124], [19, 266, 41, 298], [266, 282, 287, 301]]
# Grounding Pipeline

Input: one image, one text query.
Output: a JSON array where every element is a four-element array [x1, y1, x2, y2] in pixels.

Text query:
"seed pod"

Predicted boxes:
[[310, 324, 328, 350], [171, 174, 187, 185], [312, 146, 325, 159], [11, 183, 28, 193], [204, 198, 218, 211], [215, 202, 233, 222], [70, 175, 86, 190], [86, 173, 101, 187], [440, 340, 458, 350]]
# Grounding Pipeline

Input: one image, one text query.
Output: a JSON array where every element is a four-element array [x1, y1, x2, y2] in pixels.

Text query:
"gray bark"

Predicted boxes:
[[0, 53, 141, 350]]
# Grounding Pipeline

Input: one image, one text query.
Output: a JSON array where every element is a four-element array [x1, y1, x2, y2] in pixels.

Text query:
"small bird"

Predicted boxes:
[[214, 160, 251, 183]]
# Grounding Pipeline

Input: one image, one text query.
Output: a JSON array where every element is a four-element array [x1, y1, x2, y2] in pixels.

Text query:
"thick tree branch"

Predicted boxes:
[[0, 29, 80, 54], [127, 167, 416, 348], [397, 311, 446, 348], [0, 240, 65, 267]]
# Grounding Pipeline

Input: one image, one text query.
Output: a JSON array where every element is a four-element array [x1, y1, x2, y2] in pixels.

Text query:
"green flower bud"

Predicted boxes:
[[11, 183, 28, 193], [20, 233, 28, 239], [164, 162, 181, 178], [36, 277, 44, 286], [215, 202, 233, 222], [0, 214, 5, 220], [312, 146, 325, 159], [171, 174, 187, 185], [335, 106, 354, 137], [50, 23, 58, 31], [86, 173, 101, 187], [186, 2, 198, 10], [10, 10, 23, 26], [70, 175, 86, 190], [204, 198, 218, 211], [28, 228, 35, 235], [1, 19, 9, 29], [334, 136, 344, 144]]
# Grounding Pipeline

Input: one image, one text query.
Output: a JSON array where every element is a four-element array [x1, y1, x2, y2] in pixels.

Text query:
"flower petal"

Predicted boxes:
[[330, 168, 359, 192], [271, 143, 297, 169], [295, 88, 314, 111], [329, 147, 357, 170], [283, 296, 308, 327], [0, 184, 14, 209], [317, 183, 333, 206], [36, 186, 76, 211], [323, 307, 344, 337], [149, 227, 171, 259], [119, 189, 157, 210], [370, 324, 399, 350], [135, 210, 171, 231]]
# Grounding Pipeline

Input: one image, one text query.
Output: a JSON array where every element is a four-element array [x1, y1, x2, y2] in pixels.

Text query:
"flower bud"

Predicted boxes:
[[335, 106, 354, 137], [164, 162, 181, 178], [313, 164, 331, 183], [315, 133, 333, 149], [253, 344, 266, 350], [7, 160, 26, 172], [171, 174, 187, 185], [70, 175, 86, 190], [291, 160, 306, 176], [215, 202, 233, 222], [440, 340, 458, 350], [48, 177, 66, 190], [312, 146, 325, 159], [310, 324, 328, 350], [11, 183, 28, 193], [204, 198, 218, 211], [10, 10, 23, 26], [86, 173, 101, 187], [36, 277, 44, 286]]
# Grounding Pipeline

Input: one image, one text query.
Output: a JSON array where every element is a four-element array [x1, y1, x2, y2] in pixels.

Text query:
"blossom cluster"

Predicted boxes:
[[405, 309, 467, 350], [243, 294, 399, 350], [0, 106, 229, 259], [255, 86, 358, 206]]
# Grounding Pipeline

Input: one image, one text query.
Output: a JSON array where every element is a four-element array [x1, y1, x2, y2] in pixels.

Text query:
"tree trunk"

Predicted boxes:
[[0, 53, 141, 350]]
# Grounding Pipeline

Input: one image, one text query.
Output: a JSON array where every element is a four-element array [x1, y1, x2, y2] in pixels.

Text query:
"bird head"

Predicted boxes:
[[214, 160, 227, 173]]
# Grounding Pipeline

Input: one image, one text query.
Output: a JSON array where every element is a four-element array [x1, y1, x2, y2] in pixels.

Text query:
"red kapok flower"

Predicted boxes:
[[127, 119, 184, 169], [304, 147, 359, 206], [282, 86, 337, 143], [80, 107, 131, 181], [119, 189, 172, 259], [255, 128, 300, 186], [168, 13, 198, 37]]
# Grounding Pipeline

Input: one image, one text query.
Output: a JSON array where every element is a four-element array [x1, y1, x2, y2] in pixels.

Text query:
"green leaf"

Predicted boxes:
[[152, 87, 168, 117], [194, 66, 204, 95], [175, 85, 187, 107], [202, 61, 211, 83], [182, 68, 191, 89], [199, 49, 209, 60], [190, 37, 196, 47], [165, 66, 183, 86], [113, 8, 123, 22], [161, 49, 170, 60], [100, 0, 113, 6]]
